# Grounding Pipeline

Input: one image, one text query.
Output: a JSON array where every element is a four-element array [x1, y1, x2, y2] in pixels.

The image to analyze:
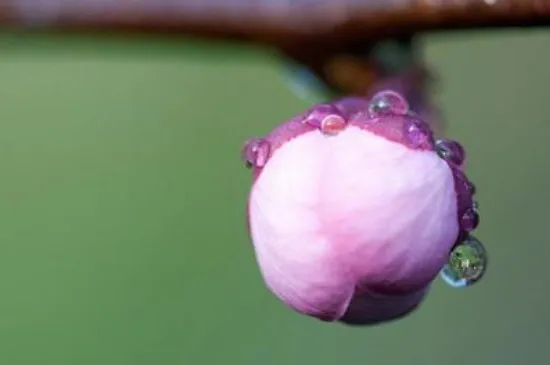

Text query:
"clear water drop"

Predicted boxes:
[[242, 138, 271, 168], [368, 90, 410, 117], [320, 115, 347, 136], [440, 235, 487, 288], [461, 207, 480, 232], [435, 138, 466, 166], [303, 104, 341, 128], [404, 118, 433, 147]]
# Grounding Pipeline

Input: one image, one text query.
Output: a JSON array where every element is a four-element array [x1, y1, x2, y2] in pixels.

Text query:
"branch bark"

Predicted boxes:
[[0, 1, 549, 48]]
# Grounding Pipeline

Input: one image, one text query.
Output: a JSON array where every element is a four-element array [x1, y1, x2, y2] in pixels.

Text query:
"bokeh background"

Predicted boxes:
[[0, 29, 548, 365]]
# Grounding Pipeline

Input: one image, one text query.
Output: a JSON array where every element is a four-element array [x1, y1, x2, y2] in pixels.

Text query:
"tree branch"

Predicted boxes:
[[0, 1, 549, 48]]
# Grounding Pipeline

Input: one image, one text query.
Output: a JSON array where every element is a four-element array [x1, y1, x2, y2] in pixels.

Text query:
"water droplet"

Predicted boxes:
[[242, 138, 271, 168], [303, 104, 341, 128], [450, 166, 476, 214], [404, 118, 432, 147], [440, 235, 487, 288], [435, 139, 466, 166], [320, 115, 347, 136], [368, 90, 410, 117], [461, 207, 480, 232]]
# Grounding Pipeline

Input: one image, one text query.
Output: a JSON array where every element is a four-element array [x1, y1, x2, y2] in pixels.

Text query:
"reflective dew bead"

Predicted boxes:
[[303, 103, 341, 128], [461, 207, 480, 232], [435, 139, 466, 166], [320, 115, 347, 136], [440, 235, 488, 288], [242, 138, 271, 168], [451, 166, 476, 212], [368, 90, 410, 117], [404, 118, 432, 147]]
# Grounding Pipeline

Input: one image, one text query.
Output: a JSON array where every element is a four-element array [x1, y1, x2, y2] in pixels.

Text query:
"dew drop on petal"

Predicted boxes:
[[242, 138, 271, 168], [303, 103, 341, 128], [320, 115, 347, 136], [450, 165, 476, 214], [435, 139, 466, 166], [461, 207, 480, 232], [368, 90, 410, 117], [440, 235, 487, 288], [404, 118, 433, 147]]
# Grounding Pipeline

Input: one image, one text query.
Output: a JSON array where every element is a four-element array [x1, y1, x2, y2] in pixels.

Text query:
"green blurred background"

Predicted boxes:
[[0, 29, 548, 365]]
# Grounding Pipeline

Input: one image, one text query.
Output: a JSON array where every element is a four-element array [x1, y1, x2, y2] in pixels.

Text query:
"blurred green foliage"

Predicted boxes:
[[0, 30, 548, 365]]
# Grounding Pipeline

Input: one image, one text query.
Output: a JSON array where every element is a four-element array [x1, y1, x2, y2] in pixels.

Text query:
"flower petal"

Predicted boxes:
[[248, 122, 459, 323]]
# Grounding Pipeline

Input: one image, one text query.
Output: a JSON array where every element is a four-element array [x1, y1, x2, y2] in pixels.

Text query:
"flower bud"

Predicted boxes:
[[243, 91, 482, 325]]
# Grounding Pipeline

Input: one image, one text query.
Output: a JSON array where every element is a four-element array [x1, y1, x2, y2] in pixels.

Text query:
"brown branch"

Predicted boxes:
[[0, 1, 549, 48], [0, 0, 547, 118]]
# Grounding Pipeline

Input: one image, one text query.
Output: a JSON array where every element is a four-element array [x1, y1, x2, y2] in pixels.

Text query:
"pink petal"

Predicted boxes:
[[248, 126, 459, 323]]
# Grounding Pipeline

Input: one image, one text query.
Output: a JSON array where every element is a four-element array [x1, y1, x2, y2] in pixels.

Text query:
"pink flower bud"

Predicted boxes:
[[242, 91, 484, 325]]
